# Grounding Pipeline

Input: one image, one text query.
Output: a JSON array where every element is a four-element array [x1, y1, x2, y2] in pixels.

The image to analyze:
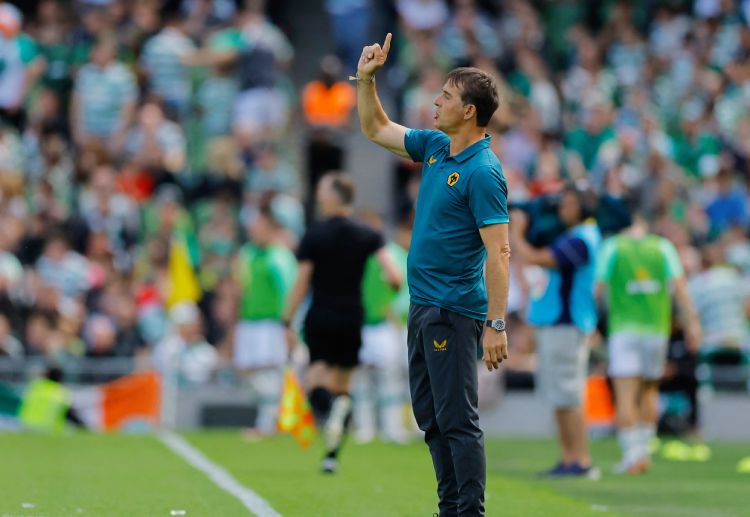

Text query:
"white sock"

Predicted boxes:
[[618, 427, 641, 465], [325, 395, 353, 453], [638, 423, 656, 459]]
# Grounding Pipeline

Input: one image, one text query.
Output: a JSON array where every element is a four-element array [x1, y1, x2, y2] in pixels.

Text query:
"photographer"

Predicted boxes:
[[510, 186, 601, 477]]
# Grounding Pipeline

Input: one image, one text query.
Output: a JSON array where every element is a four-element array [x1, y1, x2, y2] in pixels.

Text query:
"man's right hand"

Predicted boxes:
[[357, 33, 392, 81], [284, 326, 298, 361]]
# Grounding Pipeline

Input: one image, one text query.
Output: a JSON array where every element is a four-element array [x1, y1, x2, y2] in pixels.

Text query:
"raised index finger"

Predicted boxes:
[[383, 32, 392, 57]]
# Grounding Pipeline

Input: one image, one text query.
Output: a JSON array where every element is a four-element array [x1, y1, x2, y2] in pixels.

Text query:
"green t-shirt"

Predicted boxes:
[[670, 131, 722, 178], [208, 28, 246, 53], [39, 41, 75, 93], [237, 243, 297, 321], [564, 126, 616, 171], [596, 234, 683, 337], [362, 242, 407, 325]]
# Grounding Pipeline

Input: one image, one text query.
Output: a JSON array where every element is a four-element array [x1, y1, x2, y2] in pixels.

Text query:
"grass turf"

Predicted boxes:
[[187, 433, 750, 517], [0, 432, 748, 516], [0, 433, 249, 517]]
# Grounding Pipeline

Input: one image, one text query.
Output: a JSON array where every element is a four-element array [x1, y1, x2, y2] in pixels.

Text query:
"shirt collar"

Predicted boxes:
[[450, 134, 491, 163]]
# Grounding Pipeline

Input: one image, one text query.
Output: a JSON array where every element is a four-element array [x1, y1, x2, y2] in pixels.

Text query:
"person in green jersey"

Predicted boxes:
[[233, 201, 297, 436], [595, 210, 701, 474], [353, 210, 410, 443]]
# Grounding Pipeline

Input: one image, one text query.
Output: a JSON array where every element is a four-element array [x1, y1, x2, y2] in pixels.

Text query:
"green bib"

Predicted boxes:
[[604, 235, 679, 336], [238, 244, 297, 321], [362, 242, 408, 325]]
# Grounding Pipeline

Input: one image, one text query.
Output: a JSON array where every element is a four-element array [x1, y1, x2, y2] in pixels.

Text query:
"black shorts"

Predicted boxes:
[[304, 309, 362, 368]]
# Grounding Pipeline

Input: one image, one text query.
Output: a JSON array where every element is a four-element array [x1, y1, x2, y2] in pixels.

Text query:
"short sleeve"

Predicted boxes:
[[659, 238, 684, 279], [18, 34, 40, 65], [550, 236, 589, 271], [467, 166, 509, 227], [365, 227, 385, 256], [404, 129, 442, 163], [595, 237, 617, 281], [272, 248, 297, 293], [296, 229, 316, 262]]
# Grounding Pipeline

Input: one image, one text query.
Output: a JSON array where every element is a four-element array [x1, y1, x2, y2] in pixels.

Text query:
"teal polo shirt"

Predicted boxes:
[[404, 129, 509, 320]]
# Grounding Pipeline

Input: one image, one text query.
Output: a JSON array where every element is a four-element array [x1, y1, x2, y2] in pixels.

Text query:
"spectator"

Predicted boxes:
[[35, 232, 90, 302], [70, 35, 137, 155], [440, 0, 502, 65], [396, 0, 449, 34], [77, 163, 140, 269], [83, 313, 118, 359], [243, 144, 295, 198], [139, 11, 195, 119], [705, 165, 749, 236], [196, 63, 239, 142], [153, 301, 217, 385], [0, 4, 45, 128], [689, 241, 750, 350], [24, 311, 54, 358], [0, 313, 23, 358], [124, 99, 187, 177], [325, 0, 372, 71]]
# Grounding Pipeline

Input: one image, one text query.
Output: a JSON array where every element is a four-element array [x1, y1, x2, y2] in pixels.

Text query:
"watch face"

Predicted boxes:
[[492, 320, 505, 331]]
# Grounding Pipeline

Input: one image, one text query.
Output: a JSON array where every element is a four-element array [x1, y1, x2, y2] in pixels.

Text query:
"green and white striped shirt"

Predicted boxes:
[[75, 62, 137, 137], [140, 28, 196, 109]]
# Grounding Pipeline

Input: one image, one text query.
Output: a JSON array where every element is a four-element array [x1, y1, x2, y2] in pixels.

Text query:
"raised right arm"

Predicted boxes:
[[356, 33, 410, 159]]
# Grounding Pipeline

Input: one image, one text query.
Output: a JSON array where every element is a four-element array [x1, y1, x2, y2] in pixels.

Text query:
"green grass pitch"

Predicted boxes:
[[0, 432, 748, 516]]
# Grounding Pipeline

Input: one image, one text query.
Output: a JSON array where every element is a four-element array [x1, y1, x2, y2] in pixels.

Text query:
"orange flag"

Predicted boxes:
[[277, 368, 316, 448], [101, 371, 161, 431]]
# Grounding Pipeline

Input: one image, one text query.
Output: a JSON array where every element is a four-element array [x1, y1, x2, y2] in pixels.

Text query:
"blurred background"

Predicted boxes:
[[0, 0, 748, 439]]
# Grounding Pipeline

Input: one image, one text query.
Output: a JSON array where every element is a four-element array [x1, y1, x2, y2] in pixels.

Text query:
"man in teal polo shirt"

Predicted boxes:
[[356, 34, 510, 516]]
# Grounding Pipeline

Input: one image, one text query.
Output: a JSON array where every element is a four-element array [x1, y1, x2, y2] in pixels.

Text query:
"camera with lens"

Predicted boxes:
[[510, 190, 632, 247]]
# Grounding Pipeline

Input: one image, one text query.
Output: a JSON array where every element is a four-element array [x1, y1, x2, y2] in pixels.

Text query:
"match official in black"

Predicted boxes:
[[283, 171, 402, 474]]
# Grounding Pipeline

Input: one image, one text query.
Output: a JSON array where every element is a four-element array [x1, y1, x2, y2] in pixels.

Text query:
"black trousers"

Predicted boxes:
[[407, 304, 486, 517]]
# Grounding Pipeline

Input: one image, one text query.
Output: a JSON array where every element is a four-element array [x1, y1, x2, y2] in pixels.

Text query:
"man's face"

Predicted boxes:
[[316, 176, 340, 217], [91, 43, 115, 68], [558, 191, 582, 227], [249, 213, 274, 246], [434, 81, 470, 133]]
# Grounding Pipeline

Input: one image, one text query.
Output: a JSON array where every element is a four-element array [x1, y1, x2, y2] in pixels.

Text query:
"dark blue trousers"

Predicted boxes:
[[407, 304, 486, 517]]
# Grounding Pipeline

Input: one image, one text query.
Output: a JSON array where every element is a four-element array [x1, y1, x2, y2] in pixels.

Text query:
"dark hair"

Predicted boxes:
[[445, 67, 500, 127], [561, 184, 596, 221], [45, 365, 64, 383], [257, 193, 282, 228], [326, 171, 355, 206]]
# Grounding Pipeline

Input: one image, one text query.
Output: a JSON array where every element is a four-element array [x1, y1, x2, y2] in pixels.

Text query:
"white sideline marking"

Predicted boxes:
[[159, 431, 282, 517]]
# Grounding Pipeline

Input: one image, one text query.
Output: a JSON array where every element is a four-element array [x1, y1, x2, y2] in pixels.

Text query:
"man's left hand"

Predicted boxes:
[[482, 329, 508, 371]]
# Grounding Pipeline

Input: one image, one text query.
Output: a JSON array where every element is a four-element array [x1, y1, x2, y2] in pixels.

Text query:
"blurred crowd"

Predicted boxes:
[[0, 0, 308, 380], [382, 0, 750, 385], [0, 0, 749, 405]]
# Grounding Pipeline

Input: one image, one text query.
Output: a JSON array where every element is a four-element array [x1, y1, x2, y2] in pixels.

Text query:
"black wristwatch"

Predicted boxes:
[[485, 319, 506, 332]]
